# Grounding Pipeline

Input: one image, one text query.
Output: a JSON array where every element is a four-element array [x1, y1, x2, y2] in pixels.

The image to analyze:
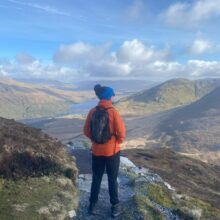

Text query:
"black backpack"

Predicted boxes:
[[90, 106, 113, 144]]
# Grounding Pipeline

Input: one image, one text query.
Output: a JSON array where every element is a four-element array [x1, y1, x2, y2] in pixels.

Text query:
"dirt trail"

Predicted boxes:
[[71, 149, 138, 219], [70, 148, 180, 220]]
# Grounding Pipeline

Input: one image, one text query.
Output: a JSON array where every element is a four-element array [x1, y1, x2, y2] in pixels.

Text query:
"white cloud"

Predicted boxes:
[[161, 0, 220, 27], [186, 60, 220, 77], [0, 56, 77, 81], [117, 39, 169, 64], [45, 40, 220, 79], [0, 66, 8, 76], [54, 42, 110, 65], [87, 59, 132, 77], [189, 38, 213, 55], [1, 40, 220, 81], [53, 39, 171, 78]]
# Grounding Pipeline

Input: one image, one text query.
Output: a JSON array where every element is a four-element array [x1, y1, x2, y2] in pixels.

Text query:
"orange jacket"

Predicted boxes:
[[83, 100, 126, 156]]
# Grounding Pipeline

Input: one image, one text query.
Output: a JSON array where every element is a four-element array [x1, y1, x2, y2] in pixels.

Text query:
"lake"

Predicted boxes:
[[68, 99, 98, 115]]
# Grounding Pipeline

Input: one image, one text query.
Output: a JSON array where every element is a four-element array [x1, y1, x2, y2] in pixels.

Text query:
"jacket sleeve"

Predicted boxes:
[[83, 109, 93, 139], [113, 109, 126, 144]]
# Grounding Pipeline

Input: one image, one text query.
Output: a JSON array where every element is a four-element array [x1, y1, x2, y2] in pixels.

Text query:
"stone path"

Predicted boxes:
[[74, 171, 137, 220], [69, 147, 141, 219], [70, 146, 181, 220]]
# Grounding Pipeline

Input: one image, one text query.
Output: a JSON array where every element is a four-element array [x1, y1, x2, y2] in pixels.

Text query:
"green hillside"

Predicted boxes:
[[0, 77, 93, 120], [116, 78, 220, 116], [122, 148, 220, 219], [0, 117, 78, 220], [155, 86, 220, 164]]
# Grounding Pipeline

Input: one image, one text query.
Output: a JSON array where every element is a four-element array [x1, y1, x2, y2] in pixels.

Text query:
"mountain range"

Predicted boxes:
[[116, 78, 220, 116], [122, 84, 220, 165], [0, 77, 94, 120], [154, 86, 220, 164], [73, 79, 156, 93]]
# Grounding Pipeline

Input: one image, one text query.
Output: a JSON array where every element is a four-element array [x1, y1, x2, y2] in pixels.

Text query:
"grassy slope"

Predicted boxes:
[[120, 148, 220, 220], [116, 78, 220, 116], [155, 86, 220, 164], [122, 148, 220, 213], [0, 77, 94, 120], [0, 117, 78, 220], [0, 176, 78, 220], [134, 181, 220, 220]]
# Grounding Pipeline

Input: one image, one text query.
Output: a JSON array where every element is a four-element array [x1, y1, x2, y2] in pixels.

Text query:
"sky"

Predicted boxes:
[[0, 0, 220, 82]]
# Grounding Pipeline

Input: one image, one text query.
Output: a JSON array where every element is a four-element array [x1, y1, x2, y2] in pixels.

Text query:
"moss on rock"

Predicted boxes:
[[134, 181, 165, 220], [174, 195, 220, 220], [147, 183, 176, 208], [134, 180, 220, 220]]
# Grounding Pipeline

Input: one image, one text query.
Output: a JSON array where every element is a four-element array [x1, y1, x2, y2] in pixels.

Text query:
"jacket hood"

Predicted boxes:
[[98, 100, 113, 108]]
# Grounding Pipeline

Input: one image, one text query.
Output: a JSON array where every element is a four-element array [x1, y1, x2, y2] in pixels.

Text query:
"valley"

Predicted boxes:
[[1, 77, 220, 219], [0, 77, 95, 120], [16, 77, 220, 166]]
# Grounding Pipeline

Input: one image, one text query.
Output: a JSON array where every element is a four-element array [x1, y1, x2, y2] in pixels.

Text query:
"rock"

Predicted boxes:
[[191, 208, 202, 219], [37, 207, 51, 215], [164, 182, 175, 191], [12, 203, 29, 212], [130, 167, 149, 176], [69, 210, 76, 218], [120, 156, 136, 168], [56, 178, 73, 188], [49, 200, 61, 212], [135, 176, 148, 184]]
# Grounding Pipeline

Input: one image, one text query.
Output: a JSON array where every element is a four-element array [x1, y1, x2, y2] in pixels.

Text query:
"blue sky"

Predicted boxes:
[[0, 0, 220, 81]]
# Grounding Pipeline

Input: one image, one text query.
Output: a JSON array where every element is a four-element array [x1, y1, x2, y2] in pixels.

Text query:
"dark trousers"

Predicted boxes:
[[89, 151, 120, 206]]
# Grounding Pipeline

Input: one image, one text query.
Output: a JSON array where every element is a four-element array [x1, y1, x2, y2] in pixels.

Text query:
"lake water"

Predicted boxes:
[[20, 99, 102, 125], [68, 99, 98, 115]]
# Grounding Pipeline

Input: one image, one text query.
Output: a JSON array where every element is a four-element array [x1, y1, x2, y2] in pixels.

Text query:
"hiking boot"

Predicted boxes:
[[88, 202, 96, 215], [111, 203, 122, 218]]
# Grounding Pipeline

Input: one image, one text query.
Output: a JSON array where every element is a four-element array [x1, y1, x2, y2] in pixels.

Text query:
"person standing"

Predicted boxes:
[[83, 84, 126, 218]]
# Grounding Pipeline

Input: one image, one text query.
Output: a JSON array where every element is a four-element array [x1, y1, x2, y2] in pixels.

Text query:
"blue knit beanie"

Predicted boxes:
[[94, 84, 115, 100]]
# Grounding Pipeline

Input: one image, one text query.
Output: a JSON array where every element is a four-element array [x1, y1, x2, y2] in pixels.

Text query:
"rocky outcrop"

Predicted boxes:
[[122, 148, 220, 219]]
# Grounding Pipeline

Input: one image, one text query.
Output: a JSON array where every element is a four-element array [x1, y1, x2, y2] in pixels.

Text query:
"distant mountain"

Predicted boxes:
[[14, 77, 78, 91], [154, 86, 220, 164], [120, 85, 220, 165], [162, 85, 220, 121], [0, 117, 78, 219], [0, 77, 94, 120], [15, 78, 157, 93], [116, 78, 220, 116], [74, 79, 157, 93]]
